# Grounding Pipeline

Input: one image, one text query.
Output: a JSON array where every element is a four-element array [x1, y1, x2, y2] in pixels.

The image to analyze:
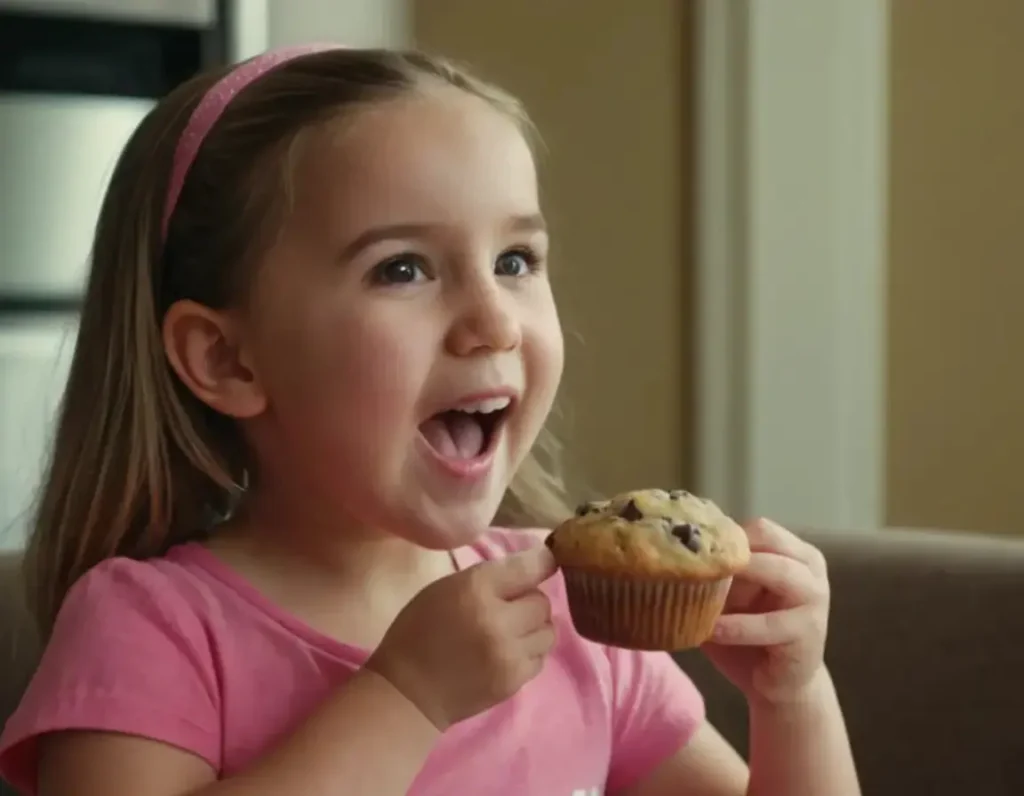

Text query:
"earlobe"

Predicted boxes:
[[162, 299, 267, 419]]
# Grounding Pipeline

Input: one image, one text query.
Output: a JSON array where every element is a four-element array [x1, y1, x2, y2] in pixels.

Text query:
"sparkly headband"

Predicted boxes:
[[161, 43, 342, 242]]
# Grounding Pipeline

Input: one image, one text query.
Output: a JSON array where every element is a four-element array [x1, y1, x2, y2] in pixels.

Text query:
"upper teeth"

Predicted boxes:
[[455, 397, 511, 414]]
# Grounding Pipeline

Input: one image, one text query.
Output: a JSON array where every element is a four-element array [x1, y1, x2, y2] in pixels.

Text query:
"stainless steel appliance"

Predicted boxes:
[[0, 0, 261, 549]]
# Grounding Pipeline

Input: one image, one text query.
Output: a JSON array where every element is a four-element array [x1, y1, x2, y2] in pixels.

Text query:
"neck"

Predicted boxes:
[[212, 486, 458, 600]]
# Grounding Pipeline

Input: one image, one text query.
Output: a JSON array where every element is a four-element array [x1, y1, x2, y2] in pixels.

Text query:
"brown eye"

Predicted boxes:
[[370, 255, 428, 285]]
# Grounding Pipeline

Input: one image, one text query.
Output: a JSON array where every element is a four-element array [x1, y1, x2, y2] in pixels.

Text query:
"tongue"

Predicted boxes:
[[421, 412, 485, 459]]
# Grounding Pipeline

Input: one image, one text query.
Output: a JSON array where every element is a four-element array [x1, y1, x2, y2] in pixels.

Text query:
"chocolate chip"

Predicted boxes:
[[671, 523, 702, 552], [669, 489, 690, 500], [619, 498, 643, 522], [575, 502, 600, 517]]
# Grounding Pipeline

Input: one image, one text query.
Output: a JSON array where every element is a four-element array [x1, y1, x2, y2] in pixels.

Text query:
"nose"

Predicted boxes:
[[445, 278, 522, 357]]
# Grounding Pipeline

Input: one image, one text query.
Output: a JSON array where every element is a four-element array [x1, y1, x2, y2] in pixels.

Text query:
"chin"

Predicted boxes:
[[377, 441, 517, 550]]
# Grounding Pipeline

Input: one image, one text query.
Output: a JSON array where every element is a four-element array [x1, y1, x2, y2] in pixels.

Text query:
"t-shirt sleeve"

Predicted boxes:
[[0, 557, 221, 794], [604, 646, 706, 793]]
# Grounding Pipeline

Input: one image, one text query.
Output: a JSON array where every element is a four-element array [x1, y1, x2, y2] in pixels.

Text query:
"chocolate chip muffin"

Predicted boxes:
[[546, 488, 750, 651]]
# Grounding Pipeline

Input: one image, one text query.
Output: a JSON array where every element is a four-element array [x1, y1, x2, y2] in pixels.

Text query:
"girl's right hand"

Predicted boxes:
[[366, 545, 558, 731]]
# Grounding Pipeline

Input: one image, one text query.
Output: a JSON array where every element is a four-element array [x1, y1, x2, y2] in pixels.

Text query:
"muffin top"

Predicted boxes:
[[546, 488, 750, 580]]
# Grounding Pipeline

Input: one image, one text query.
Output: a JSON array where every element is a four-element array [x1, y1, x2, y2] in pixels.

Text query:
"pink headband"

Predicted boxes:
[[161, 43, 342, 241]]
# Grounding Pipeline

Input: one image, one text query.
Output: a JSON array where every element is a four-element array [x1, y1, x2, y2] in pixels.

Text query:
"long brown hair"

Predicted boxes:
[[24, 49, 571, 638]]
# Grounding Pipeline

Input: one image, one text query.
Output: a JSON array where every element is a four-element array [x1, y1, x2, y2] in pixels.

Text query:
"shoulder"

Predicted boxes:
[[65, 551, 209, 608], [32, 553, 220, 697], [52, 554, 217, 663], [0, 555, 223, 790], [60, 552, 221, 689]]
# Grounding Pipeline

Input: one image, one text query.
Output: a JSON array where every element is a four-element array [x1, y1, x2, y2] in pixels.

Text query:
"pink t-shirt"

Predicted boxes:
[[0, 529, 704, 795]]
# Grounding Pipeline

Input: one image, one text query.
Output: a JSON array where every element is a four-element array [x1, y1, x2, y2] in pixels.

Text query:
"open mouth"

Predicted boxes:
[[418, 397, 513, 461]]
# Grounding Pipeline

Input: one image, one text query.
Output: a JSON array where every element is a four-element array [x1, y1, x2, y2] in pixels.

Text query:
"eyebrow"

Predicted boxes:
[[340, 213, 547, 261]]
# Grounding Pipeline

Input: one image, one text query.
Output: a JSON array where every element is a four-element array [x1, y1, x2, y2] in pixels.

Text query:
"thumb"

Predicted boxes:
[[480, 544, 558, 599]]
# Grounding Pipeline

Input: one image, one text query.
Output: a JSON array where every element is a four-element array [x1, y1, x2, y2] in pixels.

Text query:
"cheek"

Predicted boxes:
[[523, 303, 565, 412], [252, 307, 428, 438]]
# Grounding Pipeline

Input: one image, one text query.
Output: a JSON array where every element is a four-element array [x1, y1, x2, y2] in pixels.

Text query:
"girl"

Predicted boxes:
[[0, 45, 859, 795]]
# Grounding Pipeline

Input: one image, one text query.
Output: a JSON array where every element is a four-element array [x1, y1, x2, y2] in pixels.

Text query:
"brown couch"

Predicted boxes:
[[3, 527, 1024, 794]]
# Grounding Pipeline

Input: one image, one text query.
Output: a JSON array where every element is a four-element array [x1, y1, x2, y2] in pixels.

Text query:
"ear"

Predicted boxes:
[[162, 299, 267, 419]]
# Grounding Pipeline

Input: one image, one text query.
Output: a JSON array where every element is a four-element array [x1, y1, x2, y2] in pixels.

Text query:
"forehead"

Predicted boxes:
[[290, 85, 540, 235]]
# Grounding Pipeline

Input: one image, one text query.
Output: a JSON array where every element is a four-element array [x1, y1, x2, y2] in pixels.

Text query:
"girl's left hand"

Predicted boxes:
[[702, 518, 831, 706]]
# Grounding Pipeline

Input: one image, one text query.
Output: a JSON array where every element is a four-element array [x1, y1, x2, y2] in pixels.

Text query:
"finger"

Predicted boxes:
[[744, 518, 808, 558], [506, 589, 552, 634], [709, 607, 808, 646], [482, 545, 558, 599], [721, 575, 762, 613], [745, 518, 826, 573], [522, 624, 557, 659], [734, 552, 824, 607]]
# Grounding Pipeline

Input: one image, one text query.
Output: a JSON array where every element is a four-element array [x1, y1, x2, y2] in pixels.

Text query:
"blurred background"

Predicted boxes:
[[1, 0, 1022, 549]]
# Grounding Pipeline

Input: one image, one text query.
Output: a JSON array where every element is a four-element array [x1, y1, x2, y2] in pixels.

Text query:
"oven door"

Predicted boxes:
[[0, 0, 215, 27], [0, 0, 217, 297], [0, 94, 153, 298]]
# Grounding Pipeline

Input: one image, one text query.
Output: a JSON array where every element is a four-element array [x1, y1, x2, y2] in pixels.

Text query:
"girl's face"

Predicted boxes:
[[240, 85, 563, 547]]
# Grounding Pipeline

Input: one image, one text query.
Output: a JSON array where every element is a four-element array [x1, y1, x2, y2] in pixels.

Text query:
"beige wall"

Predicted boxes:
[[413, 1, 694, 499], [887, 0, 1024, 533]]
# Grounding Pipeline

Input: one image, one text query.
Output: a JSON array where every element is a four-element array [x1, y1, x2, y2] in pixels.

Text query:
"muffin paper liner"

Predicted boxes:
[[561, 569, 733, 651]]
